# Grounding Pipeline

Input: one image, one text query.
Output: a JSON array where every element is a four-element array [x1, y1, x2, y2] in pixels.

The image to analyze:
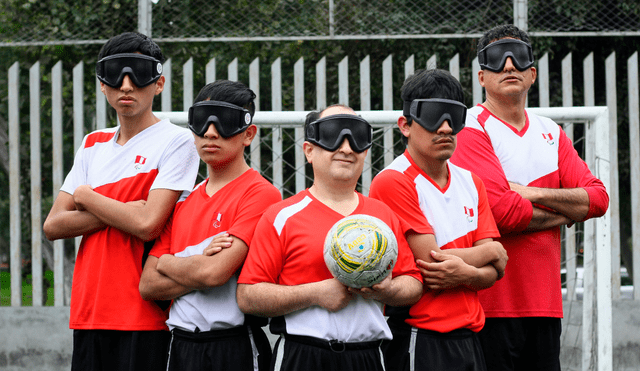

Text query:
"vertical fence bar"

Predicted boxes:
[[52, 62, 65, 307], [562, 53, 576, 302], [249, 58, 261, 171], [96, 77, 106, 130], [382, 55, 393, 167], [271, 58, 283, 194], [228, 57, 238, 82], [539, 53, 550, 108], [562, 53, 573, 107], [9, 62, 21, 307], [449, 54, 459, 82], [582, 108, 598, 371], [316, 57, 327, 109], [206, 58, 216, 84], [628, 52, 640, 300], [426, 55, 436, 69], [30, 62, 43, 307], [183, 58, 193, 111], [404, 55, 414, 79], [137, 0, 152, 36], [162, 59, 172, 112], [472, 57, 482, 106], [338, 57, 349, 106], [294, 58, 306, 194], [361, 56, 372, 195], [73, 62, 84, 254], [605, 52, 621, 299], [594, 110, 613, 371]]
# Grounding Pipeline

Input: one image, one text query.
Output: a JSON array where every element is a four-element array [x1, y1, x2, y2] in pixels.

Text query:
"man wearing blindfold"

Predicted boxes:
[[451, 25, 609, 371], [370, 68, 507, 371], [237, 105, 423, 371], [43, 32, 199, 370], [139, 80, 281, 371]]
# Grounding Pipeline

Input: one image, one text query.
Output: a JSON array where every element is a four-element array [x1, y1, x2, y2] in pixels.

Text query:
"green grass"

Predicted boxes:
[[0, 270, 56, 306]]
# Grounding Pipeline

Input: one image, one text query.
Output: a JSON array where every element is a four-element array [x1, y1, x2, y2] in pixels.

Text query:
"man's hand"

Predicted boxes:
[[348, 274, 394, 302], [417, 251, 477, 290], [72, 184, 95, 211], [314, 278, 353, 312], [203, 233, 233, 256]]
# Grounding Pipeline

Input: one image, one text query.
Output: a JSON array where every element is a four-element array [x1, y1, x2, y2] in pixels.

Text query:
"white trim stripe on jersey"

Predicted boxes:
[[273, 195, 313, 235]]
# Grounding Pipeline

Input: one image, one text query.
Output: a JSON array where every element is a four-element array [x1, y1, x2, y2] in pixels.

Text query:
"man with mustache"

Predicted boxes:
[[450, 25, 609, 370], [370, 68, 507, 371]]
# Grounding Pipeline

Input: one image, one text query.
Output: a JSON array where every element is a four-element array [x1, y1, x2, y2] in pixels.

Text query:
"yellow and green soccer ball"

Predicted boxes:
[[323, 214, 398, 288]]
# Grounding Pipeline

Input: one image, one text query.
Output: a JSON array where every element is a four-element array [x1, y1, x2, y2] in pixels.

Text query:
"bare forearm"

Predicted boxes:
[[140, 256, 193, 300], [157, 254, 236, 289], [512, 184, 590, 222], [463, 265, 498, 291], [237, 282, 318, 317], [525, 206, 573, 231], [444, 242, 502, 268], [43, 210, 106, 240], [380, 276, 422, 306]]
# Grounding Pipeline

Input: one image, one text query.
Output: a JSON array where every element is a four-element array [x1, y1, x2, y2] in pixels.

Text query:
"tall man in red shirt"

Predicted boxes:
[[450, 24, 609, 370], [370, 68, 507, 371], [237, 105, 423, 371], [43, 32, 199, 370]]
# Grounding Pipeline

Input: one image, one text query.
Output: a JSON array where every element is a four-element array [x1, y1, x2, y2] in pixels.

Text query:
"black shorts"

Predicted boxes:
[[478, 317, 561, 371], [382, 319, 487, 371], [71, 329, 170, 371], [167, 325, 272, 371], [271, 334, 385, 371]]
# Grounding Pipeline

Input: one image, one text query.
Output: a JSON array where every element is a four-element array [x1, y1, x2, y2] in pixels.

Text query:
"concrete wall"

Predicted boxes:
[[1, 301, 639, 370]]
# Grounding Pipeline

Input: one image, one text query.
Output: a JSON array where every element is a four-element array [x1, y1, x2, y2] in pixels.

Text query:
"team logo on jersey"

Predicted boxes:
[[134, 155, 147, 170], [213, 213, 222, 228], [542, 133, 555, 145], [464, 206, 475, 223]]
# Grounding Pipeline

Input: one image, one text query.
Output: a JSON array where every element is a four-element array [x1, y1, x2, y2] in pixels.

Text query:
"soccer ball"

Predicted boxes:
[[323, 214, 398, 288]]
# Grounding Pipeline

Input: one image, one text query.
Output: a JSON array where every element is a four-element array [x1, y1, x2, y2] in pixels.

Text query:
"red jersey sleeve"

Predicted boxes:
[[556, 128, 609, 221], [237, 210, 285, 285], [228, 182, 282, 246], [451, 124, 532, 234], [369, 169, 434, 236], [471, 172, 501, 241]]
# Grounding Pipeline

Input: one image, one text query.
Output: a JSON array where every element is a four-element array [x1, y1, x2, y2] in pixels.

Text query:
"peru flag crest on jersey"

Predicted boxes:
[[134, 155, 147, 170]]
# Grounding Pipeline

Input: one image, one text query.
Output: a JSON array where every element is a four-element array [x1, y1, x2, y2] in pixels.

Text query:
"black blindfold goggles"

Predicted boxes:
[[478, 39, 534, 72], [96, 53, 163, 88], [403, 98, 467, 135], [188, 101, 252, 138], [306, 114, 373, 153]]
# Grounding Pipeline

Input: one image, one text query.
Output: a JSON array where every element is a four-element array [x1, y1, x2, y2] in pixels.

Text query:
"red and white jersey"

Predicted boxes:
[[238, 190, 422, 342], [152, 169, 281, 332], [450, 105, 609, 318], [370, 151, 499, 332], [61, 119, 199, 331]]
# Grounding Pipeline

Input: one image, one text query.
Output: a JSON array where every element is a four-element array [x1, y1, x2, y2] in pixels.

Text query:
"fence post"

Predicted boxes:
[[294, 58, 306, 194], [9, 62, 21, 307], [514, 0, 528, 32], [206, 58, 216, 84], [539, 53, 549, 107], [382, 55, 393, 167], [361, 56, 372, 195], [404, 55, 414, 79], [52, 61, 65, 307], [183, 58, 193, 111], [628, 52, 640, 301], [249, 58, 261, 172], [449, 54, 459, 82], [339, 57, 349, 106], [316, 57, 327, 109], [563, 52, 576, 301], [162, 59, 172, 112], [472, 57, 481, 106], [73, 62, 84, 255], [228, 58, 238, 82], [138, 0, 152, 37], [30, 62, 43, 307], [271, 58, 283, 194]]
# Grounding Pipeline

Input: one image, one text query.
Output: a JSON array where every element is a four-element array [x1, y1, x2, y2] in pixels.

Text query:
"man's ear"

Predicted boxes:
[[303, 141, 314, 164], [398, 116, 411, 139], [242, 124, 257, 147], [154, 76, 165, 96]]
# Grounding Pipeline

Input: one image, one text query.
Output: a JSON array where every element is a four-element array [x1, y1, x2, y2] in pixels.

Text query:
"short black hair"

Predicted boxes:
[[98, 32, 165, 64], [477, 24, 531, 53], [400, 69, 464, 144], [194, 80, 257, 118]]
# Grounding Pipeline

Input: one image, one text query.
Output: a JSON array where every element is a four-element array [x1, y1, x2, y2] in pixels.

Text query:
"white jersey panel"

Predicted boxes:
[[166, 233, 245, 331], [468, 106, 560, 186], [284, 295, 391, 342], [61, 119, 198, 195]]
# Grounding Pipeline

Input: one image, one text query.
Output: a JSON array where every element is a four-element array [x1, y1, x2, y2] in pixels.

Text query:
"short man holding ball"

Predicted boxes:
[[237, 104, 423, 371], [370, 68, 507, 371]]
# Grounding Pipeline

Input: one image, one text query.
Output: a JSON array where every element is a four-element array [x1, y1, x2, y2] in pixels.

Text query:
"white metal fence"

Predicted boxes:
[[3, 50, 640, 371]]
